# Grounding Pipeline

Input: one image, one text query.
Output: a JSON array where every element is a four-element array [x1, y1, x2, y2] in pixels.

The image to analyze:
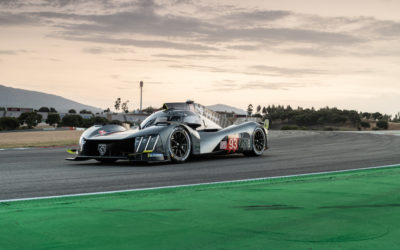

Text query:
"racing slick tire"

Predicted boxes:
[[244, 127, 266, 157], [168, 127, 191, 163]]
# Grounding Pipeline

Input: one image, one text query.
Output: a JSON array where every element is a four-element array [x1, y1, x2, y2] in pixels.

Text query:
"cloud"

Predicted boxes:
[[48, 9, 363, 47], [226, 45, 261, 51], [67, 12, 206, 37], [116, 80, 169, 90], [2, 2, 365, 47], [0, 0, 138, 10], [202, 27, 364, 45], [82, 46, 133, 54], [0, 12, 37, 26], [44, 0, 101, 8], [169, 63, 329, 77], [169, 64, 229, 73], [0, 50, 17, 55], [153, 53, 235, 59], [0, 49, 34, 55], [170, 62, 371, 77], [82, 47, 107, 54], [61, 35, 218, 51], [49, 58, 62, 61], [1, 0, 399, 57], [223, 10, 291, 22], [245, 81, 311, 90], [113, 58, 148, 62], [210, 80, 313, 92], [371, 21, 400, 38], [250, 65, 328, 76], [280, 46, 339, 57], [0, 0, 26, 8]]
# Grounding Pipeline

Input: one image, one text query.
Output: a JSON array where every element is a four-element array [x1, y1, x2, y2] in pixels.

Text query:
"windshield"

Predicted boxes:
[[140, 110, 197, 129]]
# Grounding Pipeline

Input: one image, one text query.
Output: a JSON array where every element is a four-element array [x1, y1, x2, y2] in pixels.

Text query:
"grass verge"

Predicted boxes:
[[0, 140, 78, 148], [1, 166, 400, 249], [0, 130, 82, 148]]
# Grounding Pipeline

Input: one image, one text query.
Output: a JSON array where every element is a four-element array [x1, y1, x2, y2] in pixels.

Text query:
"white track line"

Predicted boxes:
[[0, 147, 31, 151], [1, 163, 400, 203]]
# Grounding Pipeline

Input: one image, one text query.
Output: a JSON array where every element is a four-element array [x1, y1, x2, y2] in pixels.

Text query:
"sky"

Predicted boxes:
[[0, 0, 400, 114]]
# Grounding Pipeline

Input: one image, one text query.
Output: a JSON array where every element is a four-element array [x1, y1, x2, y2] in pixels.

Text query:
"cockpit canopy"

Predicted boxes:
[[140, 110, 203, 130]]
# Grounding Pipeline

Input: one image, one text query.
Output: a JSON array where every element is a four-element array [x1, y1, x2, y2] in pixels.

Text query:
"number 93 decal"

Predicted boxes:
[[227, 135, 239, 152]]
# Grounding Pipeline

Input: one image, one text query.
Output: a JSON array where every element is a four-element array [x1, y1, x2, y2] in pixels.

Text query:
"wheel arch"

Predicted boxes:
[[167, 125, 193, 163], [245, 125, 267, 156], [176, 123, 201, 155]]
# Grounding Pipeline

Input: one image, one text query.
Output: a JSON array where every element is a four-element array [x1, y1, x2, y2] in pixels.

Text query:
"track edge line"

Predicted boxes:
[[1, 163, 400, 203]]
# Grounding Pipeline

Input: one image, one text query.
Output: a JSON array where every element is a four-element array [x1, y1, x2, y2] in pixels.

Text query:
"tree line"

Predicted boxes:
[[0, 98, 153, 130], [0, 99, 157, 130], [1, 102, 394, 131], [0, 112, 127, 131], [247, 104, 392, 130]]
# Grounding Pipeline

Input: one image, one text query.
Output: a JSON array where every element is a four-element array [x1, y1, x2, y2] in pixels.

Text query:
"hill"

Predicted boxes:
[[207, 104, 247, 115], [0, 85, 102, 113]]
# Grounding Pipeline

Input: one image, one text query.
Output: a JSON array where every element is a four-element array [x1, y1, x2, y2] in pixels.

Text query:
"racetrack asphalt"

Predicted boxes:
[[1, 130, 400, 200]]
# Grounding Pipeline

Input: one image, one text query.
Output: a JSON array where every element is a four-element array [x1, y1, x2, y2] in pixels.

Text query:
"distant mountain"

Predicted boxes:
[[0, 85, 102, 113], [207, 104, 247, 115]]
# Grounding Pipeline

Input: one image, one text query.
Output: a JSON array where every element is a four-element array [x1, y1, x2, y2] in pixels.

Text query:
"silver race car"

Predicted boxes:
[[66, 101, 268, 163]]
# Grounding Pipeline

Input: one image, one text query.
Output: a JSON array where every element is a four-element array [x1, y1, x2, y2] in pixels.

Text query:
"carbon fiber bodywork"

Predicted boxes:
[[66, 102, 268, 163]]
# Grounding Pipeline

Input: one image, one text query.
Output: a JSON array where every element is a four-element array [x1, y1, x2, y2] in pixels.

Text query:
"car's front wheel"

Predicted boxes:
[[244, 127, 266, 156], [168, 127, 191, 163]]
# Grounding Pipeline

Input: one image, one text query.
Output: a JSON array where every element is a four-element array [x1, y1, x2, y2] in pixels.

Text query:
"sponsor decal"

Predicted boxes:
[[220, 141, 227, 150], [98, 130, 106, 135], [98, 144, 107, 156], [148, 153, 164, 158]]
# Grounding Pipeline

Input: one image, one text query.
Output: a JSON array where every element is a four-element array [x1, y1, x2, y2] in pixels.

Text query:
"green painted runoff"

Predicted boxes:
[[1, 166, 400, 249]]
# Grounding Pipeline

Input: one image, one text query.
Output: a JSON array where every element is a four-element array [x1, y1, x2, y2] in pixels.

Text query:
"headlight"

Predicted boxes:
[[78, 137, 86, 153], [135, 137, 143, 152], [135, 135, 160, 153]]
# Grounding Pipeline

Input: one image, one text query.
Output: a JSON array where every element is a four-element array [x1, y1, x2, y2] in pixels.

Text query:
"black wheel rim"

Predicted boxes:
[[170, 130, 189, 158], [254, 129, 265, 153]]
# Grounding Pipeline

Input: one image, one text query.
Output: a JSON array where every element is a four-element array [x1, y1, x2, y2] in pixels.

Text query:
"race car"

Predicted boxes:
[[66, 101, 268, 163]]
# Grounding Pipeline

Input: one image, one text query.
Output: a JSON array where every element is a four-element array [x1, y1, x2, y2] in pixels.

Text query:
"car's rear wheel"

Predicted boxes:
[[168, 127, 191, 163], [244, 127, 266, 156]]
